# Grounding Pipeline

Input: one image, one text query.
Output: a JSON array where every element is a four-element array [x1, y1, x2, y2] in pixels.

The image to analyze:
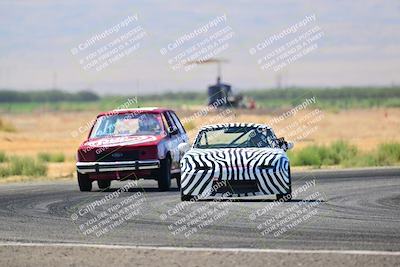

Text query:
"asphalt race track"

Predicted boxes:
[[0, 167, 399, 266]]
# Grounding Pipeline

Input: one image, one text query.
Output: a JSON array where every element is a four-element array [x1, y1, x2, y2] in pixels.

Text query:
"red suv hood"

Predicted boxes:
[[81, 135, 164, 148]]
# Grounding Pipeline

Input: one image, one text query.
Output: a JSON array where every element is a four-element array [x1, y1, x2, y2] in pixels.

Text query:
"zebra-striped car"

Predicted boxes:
[[178, 123, 293, 201]]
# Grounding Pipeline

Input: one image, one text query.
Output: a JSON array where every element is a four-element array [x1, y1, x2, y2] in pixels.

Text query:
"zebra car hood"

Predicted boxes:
[[182, 147, 286, 170], [181, 147, 291, 196]]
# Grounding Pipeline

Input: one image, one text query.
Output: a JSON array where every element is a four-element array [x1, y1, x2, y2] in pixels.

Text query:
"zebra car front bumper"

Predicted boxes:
[[76, 160, 160, 174], [180, 149, 291, 197]]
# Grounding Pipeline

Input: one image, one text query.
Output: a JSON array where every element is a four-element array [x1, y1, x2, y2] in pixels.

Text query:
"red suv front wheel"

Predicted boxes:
[[157, 157, 171, 191]]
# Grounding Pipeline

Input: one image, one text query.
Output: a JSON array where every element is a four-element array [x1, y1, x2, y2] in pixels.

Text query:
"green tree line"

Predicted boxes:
[[0, 90, 99, 103]]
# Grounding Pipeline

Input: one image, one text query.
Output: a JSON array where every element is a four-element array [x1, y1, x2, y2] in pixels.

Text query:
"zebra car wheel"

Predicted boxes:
[[181, 194, 194, 201], [158, 157, 171, 191], [175, 174, 181, 189], [276, 193, 292, 202]]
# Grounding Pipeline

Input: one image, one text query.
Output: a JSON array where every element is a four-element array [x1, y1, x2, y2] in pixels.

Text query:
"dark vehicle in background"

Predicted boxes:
[[76, 107, 188, 192]]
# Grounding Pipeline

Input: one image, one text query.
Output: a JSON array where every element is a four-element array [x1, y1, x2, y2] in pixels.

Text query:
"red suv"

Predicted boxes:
[[76, 108, 188, 191]]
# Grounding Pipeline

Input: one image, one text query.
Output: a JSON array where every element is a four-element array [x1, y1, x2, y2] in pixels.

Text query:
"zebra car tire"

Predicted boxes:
[[181, 194, 194, 201], [174, 173, 181, 189], [276, 193, 292, 202], [276, 166, 291, 201], [158, 157, 171, 191]]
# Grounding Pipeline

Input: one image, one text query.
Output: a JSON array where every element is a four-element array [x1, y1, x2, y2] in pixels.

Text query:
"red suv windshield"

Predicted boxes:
[[90, 113, 165, 138]]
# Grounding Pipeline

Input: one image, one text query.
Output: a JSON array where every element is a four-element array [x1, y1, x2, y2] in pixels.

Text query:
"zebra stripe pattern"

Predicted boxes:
[[181, 123, 291, 198]]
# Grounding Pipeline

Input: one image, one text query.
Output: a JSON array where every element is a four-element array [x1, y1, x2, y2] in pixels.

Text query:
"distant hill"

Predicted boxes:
[[0, 90, 99, 103]]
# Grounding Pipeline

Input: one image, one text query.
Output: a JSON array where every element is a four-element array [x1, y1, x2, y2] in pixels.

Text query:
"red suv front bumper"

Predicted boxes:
[[76, 160, 160, 174]]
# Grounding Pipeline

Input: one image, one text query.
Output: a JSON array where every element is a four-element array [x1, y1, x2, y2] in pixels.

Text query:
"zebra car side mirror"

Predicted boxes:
[[287, 142, 294, 150], [276, 137, 294, 151], [178, 142, 190, 154]]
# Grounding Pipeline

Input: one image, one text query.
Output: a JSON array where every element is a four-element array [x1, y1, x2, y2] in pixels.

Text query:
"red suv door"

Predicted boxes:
[[163, 111, 188, 170]]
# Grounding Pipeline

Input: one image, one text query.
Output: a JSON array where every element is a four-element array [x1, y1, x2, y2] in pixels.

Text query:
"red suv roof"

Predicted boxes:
[[97, 107, 172, 117]]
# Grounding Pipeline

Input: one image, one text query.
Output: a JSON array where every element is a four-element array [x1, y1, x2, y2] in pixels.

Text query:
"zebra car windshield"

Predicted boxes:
[[194, 127, 275, 149]]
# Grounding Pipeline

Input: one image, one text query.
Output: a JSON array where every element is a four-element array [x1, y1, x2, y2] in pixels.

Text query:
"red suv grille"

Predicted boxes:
[[96, 150, 139, 162]]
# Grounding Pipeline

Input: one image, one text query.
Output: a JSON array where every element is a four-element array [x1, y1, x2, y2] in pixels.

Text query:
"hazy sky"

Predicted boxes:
[[0, 0, 399, 94]]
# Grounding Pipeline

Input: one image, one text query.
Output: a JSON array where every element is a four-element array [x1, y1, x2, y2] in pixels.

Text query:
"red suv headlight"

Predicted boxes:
[[139, 146, 158, 160], [77, 147, 96, 162]]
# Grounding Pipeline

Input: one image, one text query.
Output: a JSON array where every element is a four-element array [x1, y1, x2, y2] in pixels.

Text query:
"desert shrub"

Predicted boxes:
[[0, 167, 10, 177], [290, 145, 324, 166], [0, 151, 6, 162], [289, 141, 357, 167], [344, 143, 400, 167], [290, 141, 400, 168], [38, 152, 65, 162], [342, 154, 377, 168], [327, 140, 358, 165], [374, 143, 400, 165], [3, 156, 47, 177]]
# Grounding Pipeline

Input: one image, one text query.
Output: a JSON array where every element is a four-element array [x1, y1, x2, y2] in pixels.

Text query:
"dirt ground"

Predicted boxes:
[[0, 107, 399, 178]]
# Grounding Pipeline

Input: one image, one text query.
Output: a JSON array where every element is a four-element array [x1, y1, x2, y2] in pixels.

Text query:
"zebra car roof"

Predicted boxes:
[[199, 123, 272, 131]]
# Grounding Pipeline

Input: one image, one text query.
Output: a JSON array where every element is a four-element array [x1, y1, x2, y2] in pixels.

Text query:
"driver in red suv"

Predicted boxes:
[[76, 107, 187, 192]]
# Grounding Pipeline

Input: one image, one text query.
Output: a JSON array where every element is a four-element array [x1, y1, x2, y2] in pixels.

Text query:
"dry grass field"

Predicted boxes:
[[0, 107, 399, 181]]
